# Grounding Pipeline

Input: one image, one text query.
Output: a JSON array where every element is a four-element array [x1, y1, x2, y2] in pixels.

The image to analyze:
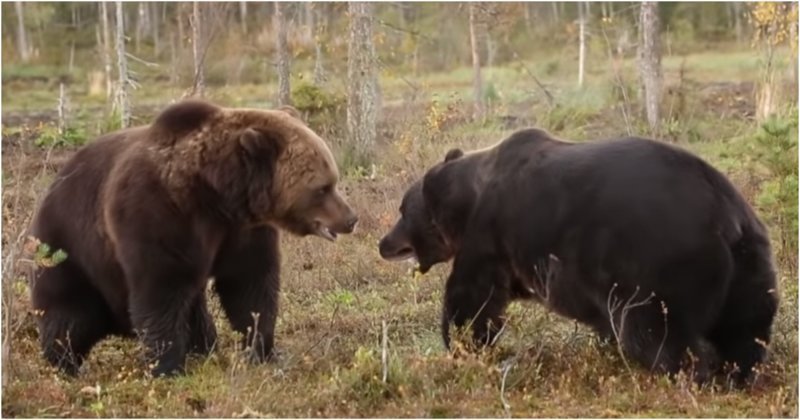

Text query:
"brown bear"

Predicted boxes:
[[379, 128, 777, 385], [29, 99, 358, 377]]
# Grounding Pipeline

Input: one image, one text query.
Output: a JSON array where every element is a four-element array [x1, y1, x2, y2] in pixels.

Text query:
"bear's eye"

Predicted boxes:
[[316, 184, 333, 196]]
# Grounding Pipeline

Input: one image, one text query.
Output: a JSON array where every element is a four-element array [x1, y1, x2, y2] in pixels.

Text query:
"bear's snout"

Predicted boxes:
[[378, 228, 415, 262], [342, 214, 359, 233]]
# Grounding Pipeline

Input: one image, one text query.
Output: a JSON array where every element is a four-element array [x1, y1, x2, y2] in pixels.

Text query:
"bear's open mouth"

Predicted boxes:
[[315, 223, 338, 242]]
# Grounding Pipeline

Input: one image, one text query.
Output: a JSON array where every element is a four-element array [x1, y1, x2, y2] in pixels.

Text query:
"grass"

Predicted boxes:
[[1, 46, 798, 417]]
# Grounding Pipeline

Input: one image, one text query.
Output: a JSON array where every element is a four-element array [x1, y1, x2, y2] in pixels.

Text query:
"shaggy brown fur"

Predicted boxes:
[[30, 99, 357, 377]]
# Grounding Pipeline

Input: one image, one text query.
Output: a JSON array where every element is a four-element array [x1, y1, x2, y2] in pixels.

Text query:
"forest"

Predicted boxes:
[[1, 1, 798, 417]]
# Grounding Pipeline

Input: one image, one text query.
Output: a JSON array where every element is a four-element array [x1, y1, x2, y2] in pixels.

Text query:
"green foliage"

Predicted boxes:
[[327, 289, 356, 308], [749, 113, 798, 262], [291, 81, 348, 161], [539, 104, 594, 136], [34, 125, 86, 148], [34, 242, 68, 268], [292, 81, 345, 114], [483, 80, 500, 104], [1, 64, 66, 83]]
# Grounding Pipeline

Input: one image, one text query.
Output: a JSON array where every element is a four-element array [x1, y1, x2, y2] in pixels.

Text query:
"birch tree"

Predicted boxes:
[[14, 2, 31, 62], [312, 2, 326, 84], [347, 1, 378, 166], [275, 2, 291, 106], [191, 1, 205, 96], [468, 3, 485, 119], [100, 2, 113, 99], [638, 1, 662, 132], [115, 1, 131, 128], [151, 3, 161, 56], [578, 2, 587, 88], [239, 1, 247, 33]]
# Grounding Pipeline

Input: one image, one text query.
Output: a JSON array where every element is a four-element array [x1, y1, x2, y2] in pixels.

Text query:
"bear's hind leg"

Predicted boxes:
[[33, 262, 114, 376], [615, 300, 712, 383], [707, 235, 778, 386]]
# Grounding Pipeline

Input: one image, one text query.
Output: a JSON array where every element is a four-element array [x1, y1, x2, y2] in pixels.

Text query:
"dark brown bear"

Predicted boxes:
[[29, 100, 358, 377], [379, 128, 777, 385]]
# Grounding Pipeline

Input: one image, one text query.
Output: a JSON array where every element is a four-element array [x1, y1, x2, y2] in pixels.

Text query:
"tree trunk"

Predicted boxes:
[[638, 1, 661, 133], [524, 3, 532, 29], [792, 2, 798, 93], [304, 2, 314, 44], [578, 2, 586, 88], [100, 2, 113, 100], [170, 31, 179, 85], [240, 1, 247, 33], [469, 3, 485, 120], [68, 42, 76, 73], [14, 2, 31, 62], [347, 1, 379, 166], [733, 2, 743, 44], [487, 32, 496, 69], [191, 1, 205, 96], [115, 1, 131, 128], [177, 3, 186, 51], [275, 2, 291, 106], [134, 2, 146, 53], [312, 2, 325, 85], [152, 2, 161, 57]]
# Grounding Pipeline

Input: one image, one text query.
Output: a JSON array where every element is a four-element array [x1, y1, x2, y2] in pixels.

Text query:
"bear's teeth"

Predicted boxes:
[[317, 226, 337, 242]]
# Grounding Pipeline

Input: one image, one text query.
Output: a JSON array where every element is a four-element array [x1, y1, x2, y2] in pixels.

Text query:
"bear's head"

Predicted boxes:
[[379, 148, 482, 272], [150, 100, 357, 241]]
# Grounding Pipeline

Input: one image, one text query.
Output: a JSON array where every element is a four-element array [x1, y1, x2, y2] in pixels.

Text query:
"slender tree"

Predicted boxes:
[[312, 2, 326, 84], [303, 2, 314, 44], [14, 2, 31, 62], [578, 2, 587, 87], [151, 2, 161, 57], [347, 1, 379, 166], [100, 2, 113, 99], [115, 1, 131, 127], [191, 1, 205, 96], [240, 1, 247, 33], [638, 1, 662, 132], [275, 2, 291, 106], [469, 3, 485, 119], [733, 2, 743, 43], [135, 2, 148, 53], [791, 2, 798, 92]]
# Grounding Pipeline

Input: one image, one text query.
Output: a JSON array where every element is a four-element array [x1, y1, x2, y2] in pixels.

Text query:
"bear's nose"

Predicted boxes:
[[345, 215, 359, 233]]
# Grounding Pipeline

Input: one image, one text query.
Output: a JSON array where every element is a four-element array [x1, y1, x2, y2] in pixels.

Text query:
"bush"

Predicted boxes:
[[34, 125, 87, 148], [291, 81, 347, 156], [292, 81, 345, 115], [748, 113, 798, 266]]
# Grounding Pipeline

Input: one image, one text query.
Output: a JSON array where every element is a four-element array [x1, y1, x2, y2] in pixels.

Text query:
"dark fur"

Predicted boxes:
[[29, 100, 355, 377], [379, 128, 778, 385]]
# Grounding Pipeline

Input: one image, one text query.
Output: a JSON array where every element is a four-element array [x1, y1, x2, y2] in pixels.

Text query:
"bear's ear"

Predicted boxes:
[[277, 105, 303, 121], [422, 162, 476, 242], [220, 127, 284, 221], [239, 128, 284, 161], [444, 148, 464, 162]]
